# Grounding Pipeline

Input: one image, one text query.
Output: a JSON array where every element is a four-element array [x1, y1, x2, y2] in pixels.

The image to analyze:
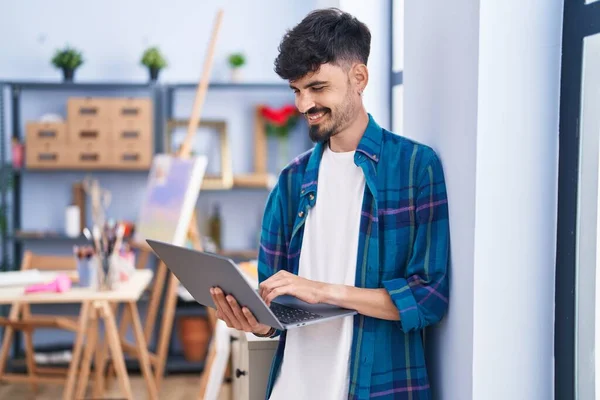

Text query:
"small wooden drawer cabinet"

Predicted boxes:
[[230, 330, 278, 400]]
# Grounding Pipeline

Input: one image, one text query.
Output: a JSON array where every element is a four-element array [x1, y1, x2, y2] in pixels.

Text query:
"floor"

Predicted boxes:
[[0, 374, 232, 399]]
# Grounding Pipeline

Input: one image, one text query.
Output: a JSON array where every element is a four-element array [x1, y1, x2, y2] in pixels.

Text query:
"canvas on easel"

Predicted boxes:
[[133, 154, 208, 247]]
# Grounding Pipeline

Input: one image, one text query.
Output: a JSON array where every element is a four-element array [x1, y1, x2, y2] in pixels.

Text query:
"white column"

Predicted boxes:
[[405, 1, 563, 399]]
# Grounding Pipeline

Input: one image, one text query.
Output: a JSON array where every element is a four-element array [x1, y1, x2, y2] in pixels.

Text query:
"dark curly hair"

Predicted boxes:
[[274, 8, 371, 81]]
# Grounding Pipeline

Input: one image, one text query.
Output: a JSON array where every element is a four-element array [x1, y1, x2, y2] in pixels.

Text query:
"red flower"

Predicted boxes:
[[260, 105, 298, 126]]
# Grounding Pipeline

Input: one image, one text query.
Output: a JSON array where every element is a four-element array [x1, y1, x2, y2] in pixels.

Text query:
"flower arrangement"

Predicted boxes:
[[259, 105, 301, 169], [259, 105, 299, 138]]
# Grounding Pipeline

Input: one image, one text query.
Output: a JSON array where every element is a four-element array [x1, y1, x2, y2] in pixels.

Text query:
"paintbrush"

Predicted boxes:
[[82, 228, 95, 252], [112, 223, 125, 256], [92, 226, 102, 255]]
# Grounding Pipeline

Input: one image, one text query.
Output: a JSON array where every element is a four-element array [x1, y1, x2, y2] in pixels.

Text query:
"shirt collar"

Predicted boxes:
[[301, 113, 382, 196], [355, 113, 383, 164]]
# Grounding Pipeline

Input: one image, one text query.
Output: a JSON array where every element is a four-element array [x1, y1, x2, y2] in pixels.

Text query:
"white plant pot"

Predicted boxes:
[[230, 68, 243, 82]]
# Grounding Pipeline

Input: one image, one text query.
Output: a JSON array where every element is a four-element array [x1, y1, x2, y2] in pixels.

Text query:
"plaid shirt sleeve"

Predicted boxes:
[[257, 180, 288, 338], [382, 151, 450, 332]]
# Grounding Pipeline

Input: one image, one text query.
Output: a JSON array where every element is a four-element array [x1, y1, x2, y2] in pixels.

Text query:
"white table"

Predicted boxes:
[[0, 270, 156, 400]]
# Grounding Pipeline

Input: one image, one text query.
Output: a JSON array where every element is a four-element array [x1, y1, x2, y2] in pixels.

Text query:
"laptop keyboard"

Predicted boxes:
[[269, 302, 323, 324]]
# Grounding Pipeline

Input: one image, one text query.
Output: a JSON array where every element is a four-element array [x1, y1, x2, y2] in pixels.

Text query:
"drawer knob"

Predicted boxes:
[[235, 369, 247, 378]]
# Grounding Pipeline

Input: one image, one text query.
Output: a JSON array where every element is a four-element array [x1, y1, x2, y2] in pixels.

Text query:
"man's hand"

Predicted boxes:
[[259, 270, 327, 306], [210, 287, 272, 336]]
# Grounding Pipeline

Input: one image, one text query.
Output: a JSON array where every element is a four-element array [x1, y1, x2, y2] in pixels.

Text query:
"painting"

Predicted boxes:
[[165, 119, 233, 190], [133, 154, 208, 246]]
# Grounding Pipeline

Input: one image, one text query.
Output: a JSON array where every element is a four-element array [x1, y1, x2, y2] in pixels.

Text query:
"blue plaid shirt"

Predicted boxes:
[[257, 114, 450, 399]]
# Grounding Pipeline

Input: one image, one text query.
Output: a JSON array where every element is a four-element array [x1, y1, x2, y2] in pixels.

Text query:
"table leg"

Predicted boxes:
[[104, 302, 120, 389], [62, 301, 91, 400], [154, 274, 179, 389], [21, 304, 38, 393], [128, 301, 159, 400], [99, 301, 133, 400], [0, 303, 22, 380], [92, 326, 109, 398], [75, 306, 98, 399]]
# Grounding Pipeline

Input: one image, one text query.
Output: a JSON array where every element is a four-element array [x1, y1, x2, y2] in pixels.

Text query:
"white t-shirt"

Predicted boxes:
[[269, 144, 366, 400]]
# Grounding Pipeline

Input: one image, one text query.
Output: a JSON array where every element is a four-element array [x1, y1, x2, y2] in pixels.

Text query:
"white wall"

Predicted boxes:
[[405, 1, 562, 399], [338, 0, 391, 130], [0, 0, 317, 82], [404, 1, 480, 399], [0, 0, 390, 132]]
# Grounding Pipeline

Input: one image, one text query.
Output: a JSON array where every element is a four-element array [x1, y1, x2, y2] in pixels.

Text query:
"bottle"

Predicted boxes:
[[208, 204, 222, 251], [65, 204, 81, 238]]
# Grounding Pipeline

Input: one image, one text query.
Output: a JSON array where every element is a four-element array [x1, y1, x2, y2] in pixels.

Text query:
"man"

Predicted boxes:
[[209, 8, 450, 400]]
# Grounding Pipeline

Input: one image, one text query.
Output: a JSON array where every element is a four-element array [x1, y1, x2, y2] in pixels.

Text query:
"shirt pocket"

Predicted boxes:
[[377, 202, 414, 281]]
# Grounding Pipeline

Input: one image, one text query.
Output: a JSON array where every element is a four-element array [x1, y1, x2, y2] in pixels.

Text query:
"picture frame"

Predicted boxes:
[[228, 104, 278, 189], [165, 119, 233, 190]]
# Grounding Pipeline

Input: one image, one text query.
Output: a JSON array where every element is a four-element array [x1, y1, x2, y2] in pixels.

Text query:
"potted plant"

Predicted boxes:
[[51, 46, 84, 82], [141, 47, 167, 82], [259, 104, 300, 170], [227, 52, 246, 82], [178, 316, 210, 362]]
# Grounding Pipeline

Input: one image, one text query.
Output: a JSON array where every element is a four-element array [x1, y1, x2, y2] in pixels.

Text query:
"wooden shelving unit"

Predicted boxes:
[[0, 79, 291, 377], [13, 231, 258, 259], [232, 173, 277, 189]]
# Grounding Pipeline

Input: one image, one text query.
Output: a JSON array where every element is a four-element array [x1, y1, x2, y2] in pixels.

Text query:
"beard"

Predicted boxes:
[[306, 86, 358, 144], [307, 108, 333, 143]]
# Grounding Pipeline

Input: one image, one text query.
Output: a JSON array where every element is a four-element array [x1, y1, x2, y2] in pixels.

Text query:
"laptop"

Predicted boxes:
[[146, 239, 357, 331]]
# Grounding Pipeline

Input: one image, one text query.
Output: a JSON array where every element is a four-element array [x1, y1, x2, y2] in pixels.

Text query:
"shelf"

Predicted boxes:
[[12, 231, 88, 242], [175, 301, 208, 317], [0, 80, 290, 92], [219, 249, 258, 260], [0, 81, 157, 90], [200, 173, 276, 191], [168, 82, 290, 90], [12, 169, 274, 190], [163, 354, 206, 374], [20, 167, 150, 173], [232, 173, 277, 189], [12, 231, 258, 258]]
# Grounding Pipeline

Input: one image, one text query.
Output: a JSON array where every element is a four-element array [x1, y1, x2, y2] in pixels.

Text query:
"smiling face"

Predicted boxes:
[[290, 63, 362, 143]]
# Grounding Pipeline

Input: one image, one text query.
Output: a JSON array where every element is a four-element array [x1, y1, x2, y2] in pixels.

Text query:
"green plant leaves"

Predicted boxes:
[[141, 47, 168, 69], [265, 115, 299, 138], [228, 53, 245, 68], [51, 46, 84, 70]]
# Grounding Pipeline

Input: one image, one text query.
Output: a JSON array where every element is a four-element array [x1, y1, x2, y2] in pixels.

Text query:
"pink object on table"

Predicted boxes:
[[25, 274, 72, 294]]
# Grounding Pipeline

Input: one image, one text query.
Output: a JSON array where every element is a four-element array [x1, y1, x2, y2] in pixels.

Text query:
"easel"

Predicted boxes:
[[106, 8, 226, 398]]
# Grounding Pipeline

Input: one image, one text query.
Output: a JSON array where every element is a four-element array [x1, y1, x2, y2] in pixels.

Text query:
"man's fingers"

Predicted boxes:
[[211, 289, 228, 325], [242, 307, 260, 328], [259, 271, 288, 299], [227, 296, 252, 331], [261, 280, 290, 304], [242, 307, 271, 335], [265, 286, 287, 306], [213, 288, 240, 329], [215, 309, 231, 326]]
